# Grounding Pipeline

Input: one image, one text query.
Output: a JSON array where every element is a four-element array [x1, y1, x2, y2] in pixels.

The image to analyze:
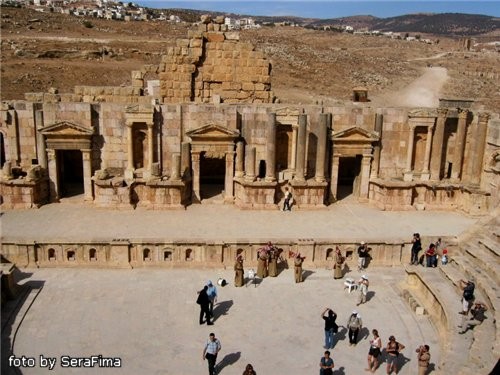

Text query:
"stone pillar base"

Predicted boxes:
[[414, 203, 426, 211], [420, 172, 430, 181], [125, 169, 134, 179], [403, 172, 413, 182]]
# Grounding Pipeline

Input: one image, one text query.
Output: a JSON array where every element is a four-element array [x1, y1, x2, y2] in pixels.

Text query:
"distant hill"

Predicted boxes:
[[162, 7, 499, 36], [369, 13, 500, 36]]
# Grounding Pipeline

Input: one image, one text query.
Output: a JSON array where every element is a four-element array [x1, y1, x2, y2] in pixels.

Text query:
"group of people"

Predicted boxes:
[[319, 307, 429, 375], [410, 234, 448, 268]]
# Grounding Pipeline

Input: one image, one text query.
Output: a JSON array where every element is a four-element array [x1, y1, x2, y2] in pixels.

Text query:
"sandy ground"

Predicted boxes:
[[371, 67, 449, 108], [4, 267, 439, 375]]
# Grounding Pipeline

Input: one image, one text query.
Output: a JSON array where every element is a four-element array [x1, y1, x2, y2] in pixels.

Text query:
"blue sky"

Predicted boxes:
[[137, 1, 500, 18]]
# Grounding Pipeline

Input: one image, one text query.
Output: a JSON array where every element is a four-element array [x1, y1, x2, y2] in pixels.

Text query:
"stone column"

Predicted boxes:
[[81, 149, 93, 201], [191, 151, 201, 202], [370, 112, 383, 178], [35, 110, 47, 169], [265, 112, 276, 181], [47, 148, 59, 202], [145, 122, 154, 179], [171, 153, 181, 180], [224, 151, 235, 202], [181, 142, 191, 178], [235, 141, 244, 177], [421, 125, 434, 181], [125, 122, 134, 179], [291, 125, 298, 169], [451, 109, 468, 180], [430, 109, 447, 181], [470, 113, 490, 186], [244, 146, 256, 181], [315, 113, 328, 182], [359, 154, 372, 200], [403, 124, 416, 181], [330, 154, 340, 201], [295, 114, 307, 181]]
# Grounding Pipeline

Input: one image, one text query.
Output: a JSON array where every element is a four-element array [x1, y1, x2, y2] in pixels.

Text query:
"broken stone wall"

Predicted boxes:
[[159, 24, 272, 104]]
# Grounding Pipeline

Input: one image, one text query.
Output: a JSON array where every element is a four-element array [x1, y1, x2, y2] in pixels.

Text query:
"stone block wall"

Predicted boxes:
[[159, 27, 272, 104], [0, 179, 48, 209], [0, 239, 410, 270]]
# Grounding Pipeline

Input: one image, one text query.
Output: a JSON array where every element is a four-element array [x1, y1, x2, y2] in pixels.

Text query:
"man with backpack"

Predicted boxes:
[[459, 279, 475, 315]]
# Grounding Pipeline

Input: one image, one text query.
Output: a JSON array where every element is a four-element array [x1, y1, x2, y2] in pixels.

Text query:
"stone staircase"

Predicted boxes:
[[403, 210, 499, 374]]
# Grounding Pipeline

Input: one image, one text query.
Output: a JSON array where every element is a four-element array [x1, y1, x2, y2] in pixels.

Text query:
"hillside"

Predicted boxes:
[[1, 7, 499, 111]]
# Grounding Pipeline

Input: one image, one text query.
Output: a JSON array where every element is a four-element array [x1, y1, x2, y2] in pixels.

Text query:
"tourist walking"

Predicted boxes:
[[294, 253, 304, 283], [234, 255, 244, 287], [366, 329, 382, 372], [196, 285, 213, 325], [319, 350, 334, 375], [283, 186, 293, 211], [256, 246, 269, 278], [385, 335, 405, 374], [333, 246, 345, 279], [206, 280, 218, 318], [459, 278, 475, 315], [357, 241, 369, 270], [321, 308, 338, 349], [416, 344, 431, 375], [459, 301, 487, 334], [202, 332, 221, 375], [242, 363, 256, 375], [410, 233, 422, 265], [346, 310, 362, 346], [357, 275, 369, 306]]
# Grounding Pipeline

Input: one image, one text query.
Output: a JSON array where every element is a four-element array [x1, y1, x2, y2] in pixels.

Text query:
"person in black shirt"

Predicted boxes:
[[321, 308, 338, 349], [357, 241, 369, 271], [411, 233, 422, 265]]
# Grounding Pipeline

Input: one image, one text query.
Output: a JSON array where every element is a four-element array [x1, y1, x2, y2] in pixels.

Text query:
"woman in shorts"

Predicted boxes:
[[366, 329, 381, 372]]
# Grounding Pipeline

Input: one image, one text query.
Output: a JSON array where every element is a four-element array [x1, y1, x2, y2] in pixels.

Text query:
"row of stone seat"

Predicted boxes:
[[403, 212, 499, 374]]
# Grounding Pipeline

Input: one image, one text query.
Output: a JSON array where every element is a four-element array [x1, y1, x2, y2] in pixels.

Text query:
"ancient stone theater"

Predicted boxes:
[[1, 19, 499, 214]]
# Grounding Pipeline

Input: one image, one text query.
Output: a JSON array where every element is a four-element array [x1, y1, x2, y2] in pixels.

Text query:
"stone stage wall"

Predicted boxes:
[[1, 239, 429, 270]]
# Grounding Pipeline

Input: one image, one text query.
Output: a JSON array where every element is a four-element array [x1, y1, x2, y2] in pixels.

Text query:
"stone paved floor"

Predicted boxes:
[[0, 202, 477, 242], [4, 267, 440, 375], [0, 202, 478, 374]]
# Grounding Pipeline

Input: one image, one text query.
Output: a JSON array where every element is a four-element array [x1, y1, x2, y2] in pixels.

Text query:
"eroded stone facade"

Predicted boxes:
[[0, 20, 499, 215]]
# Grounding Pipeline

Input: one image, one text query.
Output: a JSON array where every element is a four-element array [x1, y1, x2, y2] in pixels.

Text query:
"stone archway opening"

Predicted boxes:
[[337, 155, 362, 200], [200, 151, 225, 200], [57, 150, 84, 198]]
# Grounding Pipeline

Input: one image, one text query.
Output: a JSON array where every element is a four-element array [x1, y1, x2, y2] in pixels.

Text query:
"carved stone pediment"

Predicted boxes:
[[125, 104, 153, 113], [408, 108, 438, 118], [275, 107, 301, 126], [331, 126, 379, 142], [186, 123, 239, 140], [39, 121, 94, 136]]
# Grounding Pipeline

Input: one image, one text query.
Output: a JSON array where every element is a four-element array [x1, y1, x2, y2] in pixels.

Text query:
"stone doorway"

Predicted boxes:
[[276, 125, 292, 171], [132, 125, 148, 170], [200, 152, 225, 201], [57, 150, 84, 198], [0, 132, 5, 167], [337, 155, 362, 200]]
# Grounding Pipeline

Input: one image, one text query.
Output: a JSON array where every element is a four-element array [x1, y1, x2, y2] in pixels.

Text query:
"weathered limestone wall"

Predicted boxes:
[[159, 26, 272, 104], [483, 118, 500, 210], [0, 240, 408, 270]]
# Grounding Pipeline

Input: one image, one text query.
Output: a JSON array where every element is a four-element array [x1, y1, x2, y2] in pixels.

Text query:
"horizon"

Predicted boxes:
[[136, 1, 500, 18]]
